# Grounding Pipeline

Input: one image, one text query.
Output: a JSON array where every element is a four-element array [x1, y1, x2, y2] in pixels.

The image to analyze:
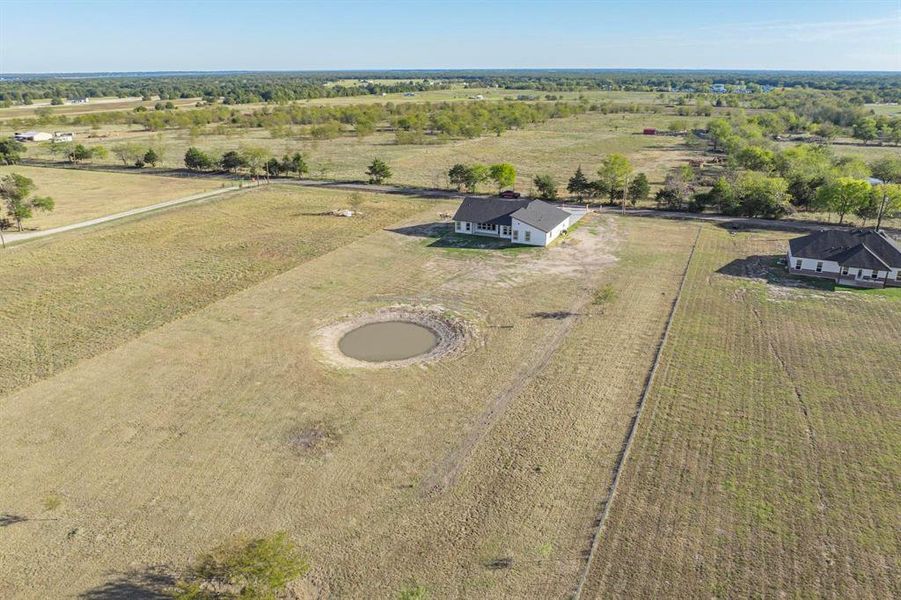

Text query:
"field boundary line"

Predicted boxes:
[[572, 225, 702, 600], [0, 185, 246, 246]]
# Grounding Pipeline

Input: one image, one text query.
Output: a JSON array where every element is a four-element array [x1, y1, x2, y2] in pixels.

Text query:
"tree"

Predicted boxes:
[[265, 157, 281, 177], [814, 177, 871, 224], [655, 167, 695, 211], [463, 164, 489, 193], [488, 163, 516, 192], [627, 173, 650, 206], [112, 142, 144, 166], [736, 145, 775, 172], [0, 138, 27, 164], [708, 176, 737, 214], [281, 152, 308, 179], [872, 183, 901, 230], [367, 158, 391, 184], [172, 532, 309, 600], [448, 163, 469, 191], [67, 144, 93, 164], [219, 150, 245, 173], [142, 148, 159, 167], [567, 166, 590, 201], [533, 174, 558, 200], [852, 118, 878, 145], [597, 153, 632, 210], [184, 147, 214, 171], [0, 173, 55, 232], [733, 172, 791, 218], [241, 146, 271, 177], [870, 156, 901, 184]]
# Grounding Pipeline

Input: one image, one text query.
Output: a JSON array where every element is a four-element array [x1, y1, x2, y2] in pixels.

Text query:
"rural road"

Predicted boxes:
[[3, 165, 894, 246], [0, 185, 243, 246]]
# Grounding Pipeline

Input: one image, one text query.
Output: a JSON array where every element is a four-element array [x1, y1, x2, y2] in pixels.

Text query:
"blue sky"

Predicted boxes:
[[0, 1, 898, 73]]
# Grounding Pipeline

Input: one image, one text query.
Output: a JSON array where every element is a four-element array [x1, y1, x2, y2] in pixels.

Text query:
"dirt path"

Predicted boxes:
[[0, 185, 243, 246]]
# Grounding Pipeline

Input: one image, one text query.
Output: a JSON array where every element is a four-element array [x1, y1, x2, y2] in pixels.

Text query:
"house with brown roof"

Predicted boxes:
[[787, 229, 901, 288]]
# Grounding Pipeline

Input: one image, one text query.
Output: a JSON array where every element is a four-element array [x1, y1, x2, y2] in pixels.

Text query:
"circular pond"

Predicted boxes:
[[338, 321, 439, 363]]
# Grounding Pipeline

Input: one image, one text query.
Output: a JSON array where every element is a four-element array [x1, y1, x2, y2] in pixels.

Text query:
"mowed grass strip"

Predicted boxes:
[[0, 185, 435, 396], [0, 165, 228, 230], [582, 226, 900, 598]]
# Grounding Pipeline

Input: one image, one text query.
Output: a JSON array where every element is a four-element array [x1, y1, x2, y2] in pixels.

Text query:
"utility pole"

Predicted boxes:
[[873, 178, 886, 231]]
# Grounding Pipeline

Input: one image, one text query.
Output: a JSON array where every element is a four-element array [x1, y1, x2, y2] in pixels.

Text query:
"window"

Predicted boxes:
[[795, 259, 802, 270], [872, 270, 881, 279], [815, 261, 823, 273], [841, 266, 849, 276], [524, 230, 531, 242], [465, 222, 471, 232], [513, 230, 519, 240]]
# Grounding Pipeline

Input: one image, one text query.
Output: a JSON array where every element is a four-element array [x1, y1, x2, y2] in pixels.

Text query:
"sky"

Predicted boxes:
[[0, 0, 898, 73]]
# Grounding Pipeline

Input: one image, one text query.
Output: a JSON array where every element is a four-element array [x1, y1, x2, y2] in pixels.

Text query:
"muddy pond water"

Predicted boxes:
[[338, 321, 439, 362]]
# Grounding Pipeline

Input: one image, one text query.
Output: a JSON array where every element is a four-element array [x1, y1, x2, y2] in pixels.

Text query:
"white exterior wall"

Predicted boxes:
[[787, 247, 899, 283], [511, 219, 547, 246], [786, 248, 840, 275]]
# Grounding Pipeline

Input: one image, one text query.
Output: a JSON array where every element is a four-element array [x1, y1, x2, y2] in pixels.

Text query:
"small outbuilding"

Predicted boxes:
[[643, 128, 657, 135], [14, 131, 53, 142], [787, 229, 901, 288]]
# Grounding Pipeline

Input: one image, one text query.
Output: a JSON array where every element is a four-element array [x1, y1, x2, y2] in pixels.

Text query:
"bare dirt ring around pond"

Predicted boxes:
[[315, 305, 471, 369]]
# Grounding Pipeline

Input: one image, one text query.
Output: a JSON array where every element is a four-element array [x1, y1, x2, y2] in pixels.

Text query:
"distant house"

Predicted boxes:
[[787, 229, 901, 288], [14, 131, 53, 142], [69, 97, 89, 104], [53, 131, 75, 142], [710, 84, 727, 94], [452, 197, 585, 247]]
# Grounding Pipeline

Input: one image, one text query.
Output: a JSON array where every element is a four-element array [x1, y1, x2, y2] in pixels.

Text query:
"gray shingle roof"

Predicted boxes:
[[452, 197, 570, 232], [510, 200, 571, 232], [452, 197, 530, 227], [789, 229, 901, 270]]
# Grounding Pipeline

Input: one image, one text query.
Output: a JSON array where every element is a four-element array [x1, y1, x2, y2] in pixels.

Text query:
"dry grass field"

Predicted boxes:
[[7, 110, 701, 192], [0, 185, 433, 396], [0, 189, 703, 597], [0, 165, 226, 229], [582, 226, 900, 597]]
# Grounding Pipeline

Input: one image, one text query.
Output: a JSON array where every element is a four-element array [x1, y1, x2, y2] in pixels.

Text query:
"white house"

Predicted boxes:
[[452, 197, 585, 247], [53, 131, 75, 142], [787, 229, 901, 288], [14, 131, 53, 142]]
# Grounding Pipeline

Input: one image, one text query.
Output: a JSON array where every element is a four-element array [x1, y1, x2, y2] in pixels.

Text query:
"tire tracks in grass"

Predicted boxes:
[[572, 224, 701, 600]]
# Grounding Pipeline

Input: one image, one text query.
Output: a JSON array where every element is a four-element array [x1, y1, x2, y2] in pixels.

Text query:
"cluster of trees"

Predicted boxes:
[[46, 141, 107, 164], [7, 99, 589, 144], [563, 155, 650, 207], [0, 173, 54, 233], [655, 151, 901, 223], [184, 146, 309, 178], [0, 73, 444, 106], [111, 142, 162, 167], [448, 163, 515, 193]]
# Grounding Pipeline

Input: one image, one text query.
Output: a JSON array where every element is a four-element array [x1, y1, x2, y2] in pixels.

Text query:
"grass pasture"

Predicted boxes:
[[0, 165, 226, 230], [0, 185, 434, 396], [0, 199, 702, 597], [582, 226, 900, 597]]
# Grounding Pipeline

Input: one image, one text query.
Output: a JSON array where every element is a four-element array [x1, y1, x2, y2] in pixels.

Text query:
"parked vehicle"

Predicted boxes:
[[498, 190, 521, 199]]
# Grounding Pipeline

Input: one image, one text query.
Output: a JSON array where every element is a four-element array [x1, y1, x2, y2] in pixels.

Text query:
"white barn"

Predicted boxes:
[[787, 229, 901, 288], [452, 197, 585, 247]]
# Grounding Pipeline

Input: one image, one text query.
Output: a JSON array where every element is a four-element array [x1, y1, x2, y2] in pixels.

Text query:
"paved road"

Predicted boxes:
[[1, 185, 243, 246]]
